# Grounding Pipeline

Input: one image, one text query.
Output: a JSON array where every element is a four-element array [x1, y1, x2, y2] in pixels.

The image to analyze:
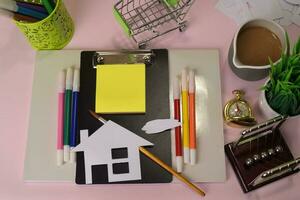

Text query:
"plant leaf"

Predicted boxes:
[[285, 31, 290, 57], [284, 69, 292, 82], [264, 34, 300, 116], [293, 37, 300, 55]]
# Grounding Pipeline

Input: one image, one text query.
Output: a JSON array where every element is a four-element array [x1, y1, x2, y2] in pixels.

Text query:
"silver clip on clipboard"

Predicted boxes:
[[92, 50, 154, 67]]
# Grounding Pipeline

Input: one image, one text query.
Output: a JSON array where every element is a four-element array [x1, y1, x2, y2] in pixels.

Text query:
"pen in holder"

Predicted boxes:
[[14, 0, 74, 50]]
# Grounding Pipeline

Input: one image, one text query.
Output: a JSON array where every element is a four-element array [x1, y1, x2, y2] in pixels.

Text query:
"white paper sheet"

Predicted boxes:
[[245, 0, 283, 20], [285, 0, 300, 5], [216, 0, 251, 25], [216, 0, 300, 27]]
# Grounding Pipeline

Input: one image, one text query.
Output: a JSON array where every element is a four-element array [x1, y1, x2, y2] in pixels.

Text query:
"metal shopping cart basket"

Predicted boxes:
[[113, 0, 195, 48]]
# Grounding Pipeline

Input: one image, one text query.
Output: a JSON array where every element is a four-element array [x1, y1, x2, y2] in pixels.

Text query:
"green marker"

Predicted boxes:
[[41, 0, 54, 14], [63, 67, 73, 162]]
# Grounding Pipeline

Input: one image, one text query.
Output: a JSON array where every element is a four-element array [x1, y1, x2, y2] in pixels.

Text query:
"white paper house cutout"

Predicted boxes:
[[72, 120, 153, 184]]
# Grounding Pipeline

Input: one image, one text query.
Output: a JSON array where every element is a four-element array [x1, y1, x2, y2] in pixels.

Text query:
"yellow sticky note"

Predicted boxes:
[[95, 64, 146, 113]]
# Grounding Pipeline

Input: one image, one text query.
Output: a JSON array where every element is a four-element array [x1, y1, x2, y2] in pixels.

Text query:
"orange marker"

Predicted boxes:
[[189, 70, 197, 165]]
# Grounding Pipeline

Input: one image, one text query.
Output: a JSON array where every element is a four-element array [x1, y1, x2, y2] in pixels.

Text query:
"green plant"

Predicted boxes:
[[262, 34, 300, 116]]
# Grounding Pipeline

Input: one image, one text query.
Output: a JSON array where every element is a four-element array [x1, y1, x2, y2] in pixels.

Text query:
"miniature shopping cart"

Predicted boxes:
[[114, 0, 195, 48]]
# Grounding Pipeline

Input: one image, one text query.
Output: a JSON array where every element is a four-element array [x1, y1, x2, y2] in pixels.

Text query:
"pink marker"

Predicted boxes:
[[57, 70, 65, 166]]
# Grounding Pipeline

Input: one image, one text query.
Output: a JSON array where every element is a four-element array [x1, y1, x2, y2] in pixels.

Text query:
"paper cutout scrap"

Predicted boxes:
[[285, 0, 300, 5], [216, 0, 300, 27], [95, 64, 146, 114], [73, 120, 153, 184], [142, 119, 181, 134]]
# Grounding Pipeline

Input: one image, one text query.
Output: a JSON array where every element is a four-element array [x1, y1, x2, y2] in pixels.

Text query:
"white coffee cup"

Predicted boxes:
[[230, 19, 286, 81]]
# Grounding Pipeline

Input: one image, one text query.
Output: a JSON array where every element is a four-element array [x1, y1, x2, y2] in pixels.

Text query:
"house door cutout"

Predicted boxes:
[[91, 164, 108, 183]]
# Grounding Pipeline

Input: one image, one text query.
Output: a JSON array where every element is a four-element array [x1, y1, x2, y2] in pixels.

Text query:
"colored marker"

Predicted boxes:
[[70, 68, 80, 163], [0, 0, 47, 19], [41, 0, 54, 14], [0, 7, 38, 23], [181, 69, 190, 164], [57, 70, 65, 166], [16, 2, 48, 14], [173, 80, 183, 172], [189, 70, 197, 165], [14, 12, 39, 22], [63, 67, 73, 162]]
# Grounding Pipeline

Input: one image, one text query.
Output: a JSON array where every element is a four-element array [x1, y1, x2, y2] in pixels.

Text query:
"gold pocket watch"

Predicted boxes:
[[224, 90, 257, 127]]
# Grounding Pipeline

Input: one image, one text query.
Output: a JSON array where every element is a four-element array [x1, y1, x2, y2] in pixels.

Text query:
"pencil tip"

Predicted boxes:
[[88, 110, 107, 124], [88, 110, 98, 119]]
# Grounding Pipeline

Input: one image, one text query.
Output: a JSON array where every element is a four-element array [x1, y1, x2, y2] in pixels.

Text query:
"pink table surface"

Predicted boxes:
[[0, 0, 299, 200]]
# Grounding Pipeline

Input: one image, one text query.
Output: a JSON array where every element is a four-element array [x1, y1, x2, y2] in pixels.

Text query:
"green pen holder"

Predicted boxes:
[[14, 0, 74, 50]]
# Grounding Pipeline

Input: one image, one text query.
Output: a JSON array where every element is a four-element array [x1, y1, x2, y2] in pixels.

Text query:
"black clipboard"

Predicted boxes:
[[76, 49, 172, 184]]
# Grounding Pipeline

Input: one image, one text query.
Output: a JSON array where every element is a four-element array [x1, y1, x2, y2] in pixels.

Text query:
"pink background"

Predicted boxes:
[[0, 0, 299, 199]]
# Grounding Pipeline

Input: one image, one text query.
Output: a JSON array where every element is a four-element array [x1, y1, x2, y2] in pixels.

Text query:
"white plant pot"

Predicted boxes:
[[258, 89, 280, 119], [259, 80, 300, 119]]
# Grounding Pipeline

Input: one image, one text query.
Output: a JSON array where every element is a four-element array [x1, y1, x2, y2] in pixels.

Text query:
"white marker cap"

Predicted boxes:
[[57, 150, 64, 166], [184, 147, 190, 164], [190, 149, 196, 165], [70, 150, 76, 163], [63, 145, 70, 162], [189, 70, 195, 93], [72, 68, 80, 92], [176, 156, 183, 173], [58, 70, 66, 93], [66, 67, 74, 90], [181, 69, 188, 91], [173, 80, 180, 100]]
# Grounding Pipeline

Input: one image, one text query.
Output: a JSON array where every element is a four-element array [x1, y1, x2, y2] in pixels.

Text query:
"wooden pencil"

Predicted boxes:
[[88, 110, 205, 196], [139, 147, 206, 196]]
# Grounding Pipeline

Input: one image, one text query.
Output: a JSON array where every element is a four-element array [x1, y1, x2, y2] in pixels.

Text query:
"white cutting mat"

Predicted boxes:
[[24, 49, 225, 182], [168, 49, 226, 182]]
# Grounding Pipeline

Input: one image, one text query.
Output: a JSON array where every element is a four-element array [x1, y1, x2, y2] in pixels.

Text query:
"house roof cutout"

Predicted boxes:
[[73, 120, 153, 153]]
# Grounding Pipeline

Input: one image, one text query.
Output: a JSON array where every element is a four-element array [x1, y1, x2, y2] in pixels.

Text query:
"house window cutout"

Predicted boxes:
[[111, 147, 128, 159], [112, 162, 129, 174]]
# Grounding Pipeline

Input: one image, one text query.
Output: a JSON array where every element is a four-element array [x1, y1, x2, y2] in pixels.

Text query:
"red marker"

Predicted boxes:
[[173, 80, 183, 172]]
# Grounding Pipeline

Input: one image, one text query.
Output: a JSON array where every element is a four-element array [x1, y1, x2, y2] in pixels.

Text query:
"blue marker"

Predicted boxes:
[[0, 0, 47, 20], [70, 68, 80, 163], [16, 2, 48, 15]]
